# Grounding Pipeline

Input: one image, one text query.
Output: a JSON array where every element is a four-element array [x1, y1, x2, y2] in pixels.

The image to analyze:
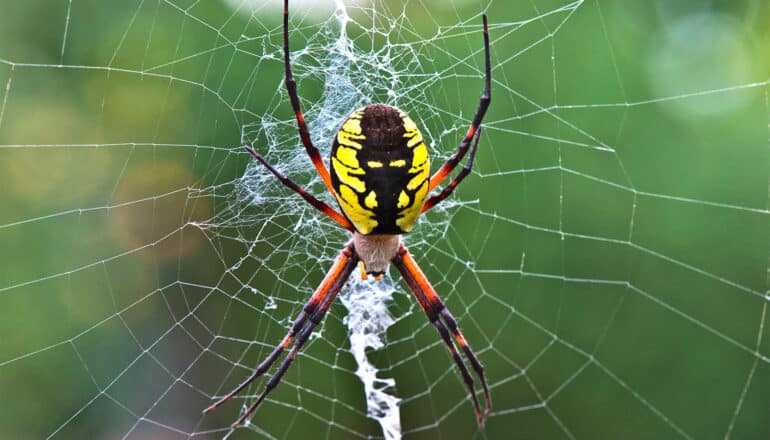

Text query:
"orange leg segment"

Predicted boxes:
[[392, 244, 492, 427], [245, 146, 354, 232], [283, 0, 336, 197], [421, 127, 482, 213], [204, 242, 359, 425]]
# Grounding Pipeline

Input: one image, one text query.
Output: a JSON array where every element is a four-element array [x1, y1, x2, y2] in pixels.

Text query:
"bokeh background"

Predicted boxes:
[[1, 0, 769, 439]]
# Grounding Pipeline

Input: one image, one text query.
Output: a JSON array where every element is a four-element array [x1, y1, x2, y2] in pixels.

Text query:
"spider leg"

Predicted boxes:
[[428, 14, 490, 193], [392, 244, 491, 427], [233, 267, 350, 426], [245, 146, 354, 232], [204, 241, 359, 424], [233, 244, 358, 426], [420, 127, 481, 213], [438, 307, 491, 414], [283, 0, 336, 197]]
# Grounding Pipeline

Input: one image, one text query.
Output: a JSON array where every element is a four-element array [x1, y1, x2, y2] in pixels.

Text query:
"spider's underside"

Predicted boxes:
[[352, 232, 400, 276], [204, 0, 493, 429]]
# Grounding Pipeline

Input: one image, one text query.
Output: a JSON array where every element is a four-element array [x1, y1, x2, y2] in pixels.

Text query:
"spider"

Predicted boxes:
[[204, 0, 492, 428]]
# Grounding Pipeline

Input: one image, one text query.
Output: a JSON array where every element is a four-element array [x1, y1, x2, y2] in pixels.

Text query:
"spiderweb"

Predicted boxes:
[[1, 0, 769, 439]]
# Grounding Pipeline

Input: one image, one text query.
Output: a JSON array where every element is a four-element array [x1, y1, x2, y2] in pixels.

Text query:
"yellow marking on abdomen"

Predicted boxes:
[[397, 191, 410, 208], [338, 185, 377, 234], [407, 167, 429, 191], [342, 116, 363, 135], [338, 130, 365, 149], [401, 113, 417, 131], [367, 161, 383, 168], [336, 145, 360, 168], [405, 142, 429, 190], [364, 190, 378, 209], [396, 180, 429, 232], [406, 132, 423, 147], [332, 157, 366, 193], [389, 159, 406, 167], [410, 142, 428, 168], [401, 114, 424, 147]]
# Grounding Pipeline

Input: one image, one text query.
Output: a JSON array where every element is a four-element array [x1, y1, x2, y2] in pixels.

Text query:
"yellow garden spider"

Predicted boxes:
[[205, 0, 492, 428]]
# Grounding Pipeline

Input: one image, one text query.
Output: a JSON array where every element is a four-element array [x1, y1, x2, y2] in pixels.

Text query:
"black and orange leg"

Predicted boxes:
[[244, 146, 354, 232], [283, 0, 336, 197], [421, 127, 481, 213], [437, 305, 491, 413], [392, 244, 491, 427], [204, 241, 359, 425], [428, 14, 491, 193]]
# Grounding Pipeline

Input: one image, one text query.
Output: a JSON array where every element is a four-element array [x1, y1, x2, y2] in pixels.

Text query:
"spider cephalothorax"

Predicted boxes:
[[205, 0, 492, 429]]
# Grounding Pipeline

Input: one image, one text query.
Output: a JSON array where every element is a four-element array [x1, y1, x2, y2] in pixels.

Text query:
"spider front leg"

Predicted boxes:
[[428, 14, 491, 194], [282, 0, 336, 197], [421, 127, 481, 213], [204, 241, 359, 426], [392, 245, 491, 427]]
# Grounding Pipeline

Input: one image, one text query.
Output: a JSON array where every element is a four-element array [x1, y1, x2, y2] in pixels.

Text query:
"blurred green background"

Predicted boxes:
[[1, 0, 769, 439]]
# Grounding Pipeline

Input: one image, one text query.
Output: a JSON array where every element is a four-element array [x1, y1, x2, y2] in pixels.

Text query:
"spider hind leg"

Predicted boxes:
[[204, 242, 359, 426], [392, 244, 491, 427]]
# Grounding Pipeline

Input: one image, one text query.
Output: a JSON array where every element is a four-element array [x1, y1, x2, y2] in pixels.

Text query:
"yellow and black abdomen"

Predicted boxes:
[[330, 104, 430, 235]]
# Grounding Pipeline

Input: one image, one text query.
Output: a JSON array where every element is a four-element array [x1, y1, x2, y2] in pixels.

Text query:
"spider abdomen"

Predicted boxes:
[[330, 104, 430, 235]]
